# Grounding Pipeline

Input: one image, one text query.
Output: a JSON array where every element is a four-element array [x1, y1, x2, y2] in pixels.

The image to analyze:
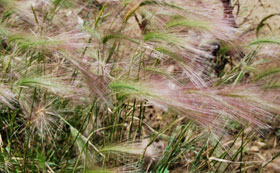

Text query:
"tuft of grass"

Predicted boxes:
[[166, 18, 212, 31], [0, 0, 279, 172]]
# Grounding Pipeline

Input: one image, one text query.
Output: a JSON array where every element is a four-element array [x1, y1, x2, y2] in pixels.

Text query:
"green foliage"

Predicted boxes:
[[251, 37, 280, 45], [256, 13, 280, 37], [166, 18, 212, 30], [0, 0, 278, 172]]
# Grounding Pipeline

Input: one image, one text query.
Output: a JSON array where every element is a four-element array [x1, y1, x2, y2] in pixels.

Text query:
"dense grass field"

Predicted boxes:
[[0, 0, 279, 172]]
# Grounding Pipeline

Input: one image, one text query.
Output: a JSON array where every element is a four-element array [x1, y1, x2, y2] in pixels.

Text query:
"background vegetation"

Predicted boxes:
[[0, 0, 279, 172]]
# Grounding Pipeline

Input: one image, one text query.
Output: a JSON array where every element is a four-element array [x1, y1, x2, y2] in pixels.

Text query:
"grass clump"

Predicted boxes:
[[0, 0, 279, 172]]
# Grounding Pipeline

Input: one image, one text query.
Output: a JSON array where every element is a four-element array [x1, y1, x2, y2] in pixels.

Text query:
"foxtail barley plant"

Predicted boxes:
[[0, 0, 279, 172]]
